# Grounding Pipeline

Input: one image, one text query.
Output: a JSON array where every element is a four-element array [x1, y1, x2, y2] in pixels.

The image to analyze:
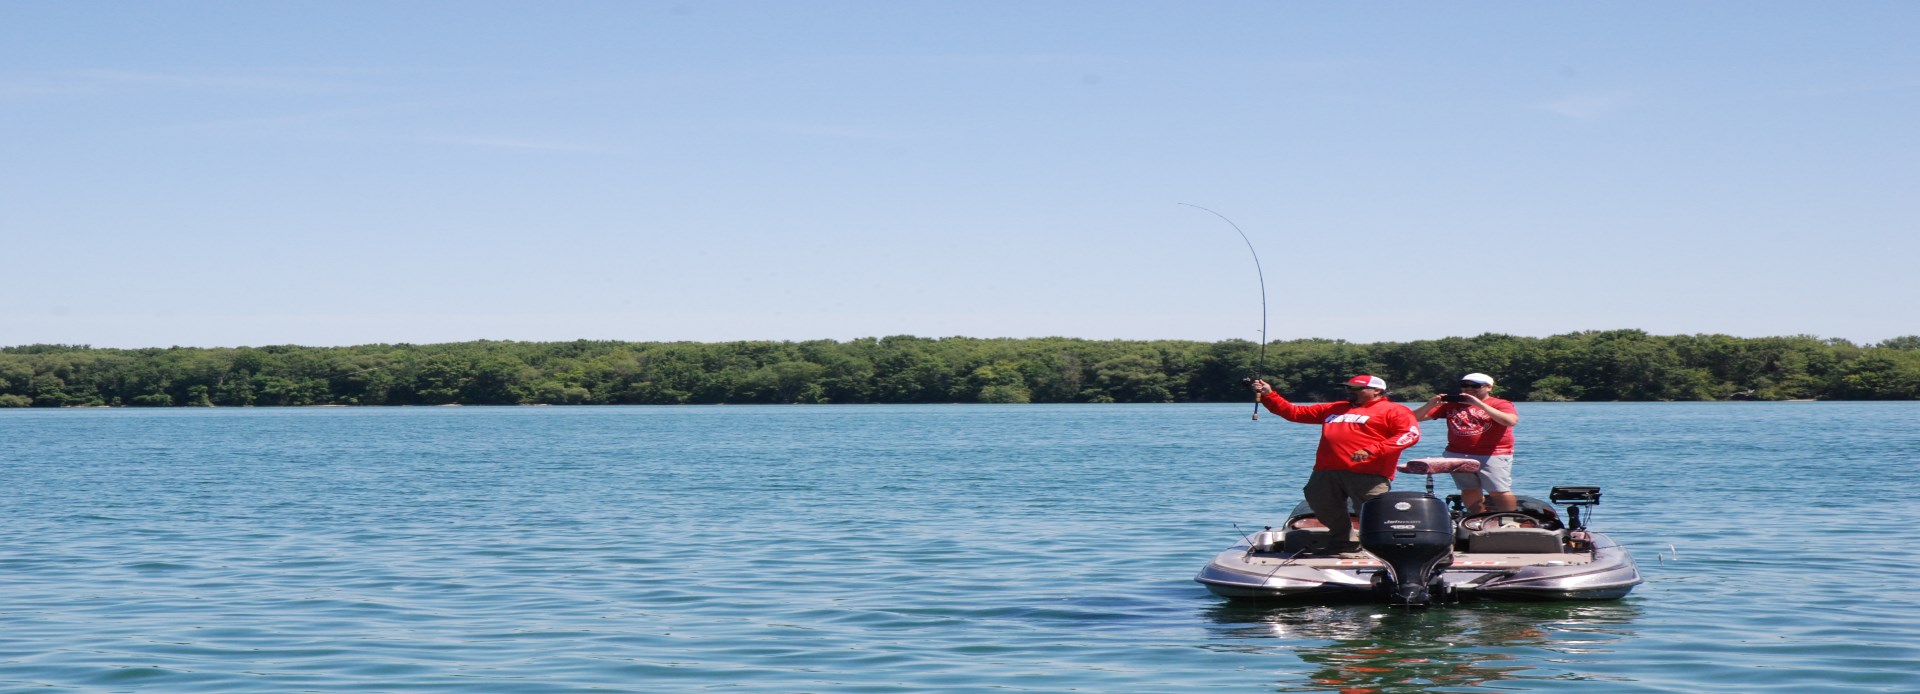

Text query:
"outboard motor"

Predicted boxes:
[[1360, 491, 1455, 607]]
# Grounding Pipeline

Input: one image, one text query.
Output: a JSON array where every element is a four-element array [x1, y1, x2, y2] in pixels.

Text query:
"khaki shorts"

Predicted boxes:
[[1447, 452, 1514, 493]]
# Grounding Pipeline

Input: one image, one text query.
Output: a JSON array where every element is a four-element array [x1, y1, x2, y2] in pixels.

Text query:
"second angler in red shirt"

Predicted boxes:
[[1251, 374, 1422, 554]]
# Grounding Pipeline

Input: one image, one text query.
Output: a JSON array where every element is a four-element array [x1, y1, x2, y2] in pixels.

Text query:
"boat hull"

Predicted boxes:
[[1195, 531, 1640, 602]]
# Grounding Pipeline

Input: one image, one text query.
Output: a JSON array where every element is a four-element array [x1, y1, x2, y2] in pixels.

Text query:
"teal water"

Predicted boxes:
[[3, 403, 1917, 692]]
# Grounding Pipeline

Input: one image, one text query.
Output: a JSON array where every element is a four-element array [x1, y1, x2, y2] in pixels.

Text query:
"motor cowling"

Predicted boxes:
[[1360, 492, 1454, 607]]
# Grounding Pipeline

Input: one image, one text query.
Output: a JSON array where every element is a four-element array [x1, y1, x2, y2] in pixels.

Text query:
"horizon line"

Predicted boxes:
[[3, 329, 1910, 352]]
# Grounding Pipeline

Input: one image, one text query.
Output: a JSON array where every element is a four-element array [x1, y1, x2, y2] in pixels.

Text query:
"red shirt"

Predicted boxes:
[[1258, 393, 1422, 478], [1433, 397, 1517, 455]]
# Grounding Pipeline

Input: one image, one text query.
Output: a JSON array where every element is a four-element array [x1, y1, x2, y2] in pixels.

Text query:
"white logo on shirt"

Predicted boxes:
[[1324, 414, 1372, 424], [1448, 407, 1493, 436], [1393, 423, 1420, 446]]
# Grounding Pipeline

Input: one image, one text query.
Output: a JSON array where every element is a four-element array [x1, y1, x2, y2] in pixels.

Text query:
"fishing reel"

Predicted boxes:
[[1243, 375, 1263, 420]]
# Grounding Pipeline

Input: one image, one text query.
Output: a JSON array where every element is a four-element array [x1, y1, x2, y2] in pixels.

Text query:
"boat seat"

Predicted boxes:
[[1464, 528, 1565, 554], [1399, 457, 1482, 475]]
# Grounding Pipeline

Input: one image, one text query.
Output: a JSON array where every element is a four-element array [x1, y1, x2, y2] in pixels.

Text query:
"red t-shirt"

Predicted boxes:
[[1258, 393, 1422, 478], [1434, 397, 1517, 455]]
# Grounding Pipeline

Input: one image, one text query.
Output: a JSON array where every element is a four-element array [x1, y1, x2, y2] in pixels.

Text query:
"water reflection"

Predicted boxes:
[[1201, 601, 1641, 692]]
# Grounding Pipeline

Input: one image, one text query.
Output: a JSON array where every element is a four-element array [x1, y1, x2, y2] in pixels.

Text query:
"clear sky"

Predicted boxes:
[[3, 2, 1915, 348]]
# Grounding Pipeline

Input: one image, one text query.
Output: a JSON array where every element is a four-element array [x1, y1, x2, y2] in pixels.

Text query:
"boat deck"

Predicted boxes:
[[1239, 550, 1596, 570]]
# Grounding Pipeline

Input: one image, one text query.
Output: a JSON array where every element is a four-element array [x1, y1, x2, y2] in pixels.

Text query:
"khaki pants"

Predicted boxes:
[[1303, 469, 1391, 547]]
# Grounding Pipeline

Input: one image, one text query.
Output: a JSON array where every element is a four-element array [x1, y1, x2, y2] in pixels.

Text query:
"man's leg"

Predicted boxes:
[[1449, 452, 1489, 513], [1302, 470, 1354, 552], [1348, 472, 1391, 507], [1479, 455, 1517, 512], [1337, 471, 1390, 554], [1345, 471, 1392, 523]]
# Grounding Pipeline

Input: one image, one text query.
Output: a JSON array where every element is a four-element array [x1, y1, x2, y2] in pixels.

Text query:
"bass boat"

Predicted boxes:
[[1195, 458, 1641, 607]]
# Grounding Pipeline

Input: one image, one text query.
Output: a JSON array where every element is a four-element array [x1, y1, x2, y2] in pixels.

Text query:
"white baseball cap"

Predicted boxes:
[[1460, 373, 1495, 386], [1343, 374, 1387, 390]]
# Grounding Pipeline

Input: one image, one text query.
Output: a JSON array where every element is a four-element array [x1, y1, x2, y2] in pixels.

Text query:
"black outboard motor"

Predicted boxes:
[[1360, 491, 1455, 607]]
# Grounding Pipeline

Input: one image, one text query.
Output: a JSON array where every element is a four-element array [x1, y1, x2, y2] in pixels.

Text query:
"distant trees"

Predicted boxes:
[[1, 332, 1917, 407]]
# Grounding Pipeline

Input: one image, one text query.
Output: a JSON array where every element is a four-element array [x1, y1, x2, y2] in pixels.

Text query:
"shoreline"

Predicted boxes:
[[19, 399, 1883, 411]]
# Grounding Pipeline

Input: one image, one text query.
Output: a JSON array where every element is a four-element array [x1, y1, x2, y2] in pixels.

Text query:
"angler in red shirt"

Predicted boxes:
[[1412, 372, 1520, 513], [1251, 374, 1422, 554]]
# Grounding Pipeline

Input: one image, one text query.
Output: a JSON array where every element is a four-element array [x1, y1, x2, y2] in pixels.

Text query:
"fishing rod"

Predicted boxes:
[[1232, 521, 1261, 556], [1178, 203, 1268, 420]]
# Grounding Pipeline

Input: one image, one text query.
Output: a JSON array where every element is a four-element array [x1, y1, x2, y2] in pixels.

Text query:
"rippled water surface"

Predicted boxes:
[[4, 403, 1918, 692]]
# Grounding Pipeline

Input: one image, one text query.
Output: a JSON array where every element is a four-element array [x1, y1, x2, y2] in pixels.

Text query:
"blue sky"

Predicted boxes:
[[3, 2, 1915, 348]]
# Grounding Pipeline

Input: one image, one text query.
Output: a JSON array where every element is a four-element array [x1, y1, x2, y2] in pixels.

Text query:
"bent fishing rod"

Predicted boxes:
[[1177, 203, 1268, 420]]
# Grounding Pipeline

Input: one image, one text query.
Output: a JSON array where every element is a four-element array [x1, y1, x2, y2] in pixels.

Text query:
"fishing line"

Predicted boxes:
[[1178, 203, 1268, 420]]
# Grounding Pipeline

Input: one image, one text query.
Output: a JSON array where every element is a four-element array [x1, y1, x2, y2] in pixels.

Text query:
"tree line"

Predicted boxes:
[[2, 330, 1917, 408]]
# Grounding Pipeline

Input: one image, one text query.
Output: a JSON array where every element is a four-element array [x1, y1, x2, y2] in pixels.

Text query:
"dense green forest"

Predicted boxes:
[[2, 331, 1917, 408]]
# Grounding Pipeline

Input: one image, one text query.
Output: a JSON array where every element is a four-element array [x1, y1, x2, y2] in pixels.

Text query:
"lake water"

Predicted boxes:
[[3, 403, 1918, 692]]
